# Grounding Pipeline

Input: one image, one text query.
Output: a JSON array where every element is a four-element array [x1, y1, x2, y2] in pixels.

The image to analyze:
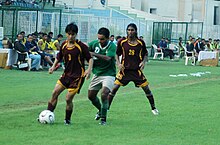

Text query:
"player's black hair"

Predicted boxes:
[[126, 23, 137, 31], [126, 23, 138, 38], [65, 22, 78, 34], [98, 27, 110, 38]]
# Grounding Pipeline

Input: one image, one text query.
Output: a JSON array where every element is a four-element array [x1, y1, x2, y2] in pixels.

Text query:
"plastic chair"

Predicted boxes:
[[183, 46, 195, 65], [152, 44, 164, 59], [16, 50, 32, 71]]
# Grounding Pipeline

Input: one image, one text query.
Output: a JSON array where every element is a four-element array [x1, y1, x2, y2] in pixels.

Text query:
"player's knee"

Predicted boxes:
[[101, 89, 110, 98], [66, 97, 73, 104], [111, 85, 120, 94]]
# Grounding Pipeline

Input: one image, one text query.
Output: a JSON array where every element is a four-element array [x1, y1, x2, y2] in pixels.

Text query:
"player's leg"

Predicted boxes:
[[99, 76, 115, 125], [99, 87, 110, 125], [88, 75, 102, 120], [64, 90, 77, 125], [47, 83, 65, 112], [88, 89, 101, 120], [108, 84, 120, 110], [142, 85, 159, 115]]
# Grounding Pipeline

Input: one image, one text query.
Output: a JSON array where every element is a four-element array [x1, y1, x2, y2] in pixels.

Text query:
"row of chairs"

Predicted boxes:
[[152, 44, 195, 65]]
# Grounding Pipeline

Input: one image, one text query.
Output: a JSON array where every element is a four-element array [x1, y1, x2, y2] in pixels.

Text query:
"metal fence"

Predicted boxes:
[[1, 6, 219, 47], [0, 6, 153, 46]]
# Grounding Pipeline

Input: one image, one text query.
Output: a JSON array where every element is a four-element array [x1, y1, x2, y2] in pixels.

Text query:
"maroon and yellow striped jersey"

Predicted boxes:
[[57, 40, 92, 78], [116, 38, 148, 70]]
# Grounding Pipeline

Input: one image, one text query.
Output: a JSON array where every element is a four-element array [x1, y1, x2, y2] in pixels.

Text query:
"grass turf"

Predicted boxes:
[[0, 59, 219, 145]]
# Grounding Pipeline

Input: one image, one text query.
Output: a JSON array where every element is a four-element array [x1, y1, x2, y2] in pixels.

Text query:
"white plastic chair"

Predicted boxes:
[[183, 46, 195, 65], [16, 51, 32, 71], [152, 44, 164, 60]]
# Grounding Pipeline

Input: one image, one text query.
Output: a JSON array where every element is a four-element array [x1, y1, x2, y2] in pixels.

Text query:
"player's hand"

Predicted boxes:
[[118, 64, 125, 71], [84, 69, 91, 80], [48, 67, 54, 74], [139, 61, 145, 70]]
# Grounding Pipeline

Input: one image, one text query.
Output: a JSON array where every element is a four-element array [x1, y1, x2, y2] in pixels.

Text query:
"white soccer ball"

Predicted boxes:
[[38, 110, 55, 124]]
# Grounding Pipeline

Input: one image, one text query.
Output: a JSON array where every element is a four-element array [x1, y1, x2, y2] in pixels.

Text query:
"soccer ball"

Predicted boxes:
[[38, 110, 55, 124]]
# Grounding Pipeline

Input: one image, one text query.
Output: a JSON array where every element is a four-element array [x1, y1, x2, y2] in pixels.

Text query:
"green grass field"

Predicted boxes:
[[0, 59, 220, 145]]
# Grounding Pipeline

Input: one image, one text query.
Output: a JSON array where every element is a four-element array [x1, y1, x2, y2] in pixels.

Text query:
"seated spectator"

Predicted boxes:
[[2, 37, 13, 49], [27, 34, 54, 68], [50, 34, 63, 58], [158, 37, 174, 60], [38, 33, 54, 67], [20, 31, 27, 45], [178, 37, 185, 58], [15, 34, 41, 71]]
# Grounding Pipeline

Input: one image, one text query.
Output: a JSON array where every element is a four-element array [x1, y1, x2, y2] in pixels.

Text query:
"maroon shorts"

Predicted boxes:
[[115, 69, 149, 87], [57, 76, 85, 93]]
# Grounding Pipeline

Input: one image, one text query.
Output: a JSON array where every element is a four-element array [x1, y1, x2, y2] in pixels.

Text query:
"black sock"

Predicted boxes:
[[65, 109, 73, 121], [101, 100, 108, 119], [47, 102, 56, 112], [90, 97, 101, 111], [147, 95, 156, 110]]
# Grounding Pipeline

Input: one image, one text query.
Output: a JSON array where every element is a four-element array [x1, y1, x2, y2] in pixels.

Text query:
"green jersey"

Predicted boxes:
[[88, 40, 116, 76]]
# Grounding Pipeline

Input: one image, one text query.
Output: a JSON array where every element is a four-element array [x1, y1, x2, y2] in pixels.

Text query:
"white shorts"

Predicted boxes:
[[88, 75, 115, 91]]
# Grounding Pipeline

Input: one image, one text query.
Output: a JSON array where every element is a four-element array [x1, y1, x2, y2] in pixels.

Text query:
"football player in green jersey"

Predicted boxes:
[[88, 27, 116, 125]]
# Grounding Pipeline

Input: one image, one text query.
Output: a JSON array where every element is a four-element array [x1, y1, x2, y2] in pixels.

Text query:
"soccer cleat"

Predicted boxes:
[[64, 119, 71, 125], [152, 109, 159, 115], [94, 112, 101, 120], [99, 118, 106, 125]]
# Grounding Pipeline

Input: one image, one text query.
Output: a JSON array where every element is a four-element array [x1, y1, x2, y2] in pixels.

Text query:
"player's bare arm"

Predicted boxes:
[[49, 58, 59, 74], [90, 52, 112, 61], [139, 55, 148, 70], [84, 58, 93, 80], [116, 54, 124, 71]]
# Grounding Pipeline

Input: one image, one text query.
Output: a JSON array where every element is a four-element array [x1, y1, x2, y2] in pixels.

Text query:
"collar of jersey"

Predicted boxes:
[[99, 41, 110, 50]]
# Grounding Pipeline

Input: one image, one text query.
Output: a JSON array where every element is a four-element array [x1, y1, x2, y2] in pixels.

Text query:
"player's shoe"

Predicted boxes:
[[94, 112, 101, 120], [64, 119, 71, 125], [152, 109, 159, 115], [99, 117, 106, 125]]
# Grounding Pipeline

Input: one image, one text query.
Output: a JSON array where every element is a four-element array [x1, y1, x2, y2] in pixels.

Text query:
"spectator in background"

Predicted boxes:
[[194, 37, 202, 54], [38, 33, 54, 67], [20, 31, 26, 45], [25, 34, 41, 71], [178, 37, 185, 58], [115, 35, 122, 43], [110, 34, 117, 45], [48, 31, 54, 41], [51, 34, 63, 51], [158, 37, 174, 60]]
